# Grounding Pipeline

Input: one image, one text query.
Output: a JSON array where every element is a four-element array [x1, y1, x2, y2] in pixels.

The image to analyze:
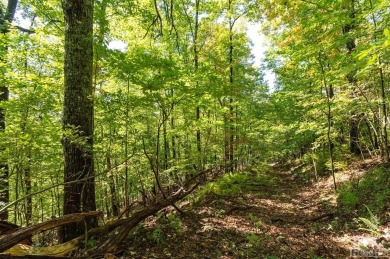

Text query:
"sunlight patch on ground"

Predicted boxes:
[[335, 228, 390, 258], [198, 216, 263, 235]]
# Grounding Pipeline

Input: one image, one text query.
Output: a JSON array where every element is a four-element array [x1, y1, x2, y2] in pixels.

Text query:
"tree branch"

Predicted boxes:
[[0, 155, 135, 215]]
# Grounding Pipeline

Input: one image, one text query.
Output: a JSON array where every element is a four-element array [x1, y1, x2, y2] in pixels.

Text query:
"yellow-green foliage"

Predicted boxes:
[[195, 167, 277, 202], [338, 165, 390, 214]]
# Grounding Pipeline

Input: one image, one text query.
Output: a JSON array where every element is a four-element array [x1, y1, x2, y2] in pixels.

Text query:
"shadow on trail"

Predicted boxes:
[[120, 166, 351, 258]]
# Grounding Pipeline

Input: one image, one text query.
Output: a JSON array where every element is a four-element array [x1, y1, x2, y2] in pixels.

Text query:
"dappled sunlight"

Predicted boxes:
[[336, 227, 390, 258], [118, 165, 370, 258], [198, 216, 263, 234]]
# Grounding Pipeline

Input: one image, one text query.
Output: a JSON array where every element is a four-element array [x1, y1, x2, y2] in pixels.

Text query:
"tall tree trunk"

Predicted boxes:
[[194, 0, 201, 169], [342, 0, 360, 155], [318, 53, 337, 191], [163, 110, 169, 170], [224, 112, 229, 172], [379, 60, 389, 161], [368, 0, 389, 161], [171, 111, 176, 161], [228, 1, 234, 172], [0, 0, 18, 221], [124, 78, 130, 217], [61, 0, 97, 242]]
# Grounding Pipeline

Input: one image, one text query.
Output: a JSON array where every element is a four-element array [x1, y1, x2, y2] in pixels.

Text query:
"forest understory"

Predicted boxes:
[[0, 157, 389, 258], [1, 0, 390, 258], [109, 159, 389, 259]]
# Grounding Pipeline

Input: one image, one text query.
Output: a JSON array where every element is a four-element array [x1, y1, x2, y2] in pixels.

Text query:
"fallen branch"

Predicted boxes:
[[90, 185, 199, 256], [0, 155, 135, 215], [308, 213, 334, 222], [3, 238, 79, 257], [0, 221, 20, 235], [0, 255, 82, 259], [0, 211, 102, 252], [1, 166, 224, 257], [89, 166, 224, 256]]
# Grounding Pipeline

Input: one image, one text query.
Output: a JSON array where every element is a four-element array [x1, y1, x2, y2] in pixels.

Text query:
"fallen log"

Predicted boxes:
[[1, 218, 130, 258], [0, 222, 31, 245], [0, 221, 19, 235], [3, 238, 79, 257], [88, 166, 223, 256], [0, 211, 102, 253], [90, 185, 198, 256], [0, 255, 83, 259], [0, 165, 224, 257]]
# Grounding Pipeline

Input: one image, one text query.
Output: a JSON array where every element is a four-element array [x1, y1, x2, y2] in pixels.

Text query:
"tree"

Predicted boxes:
[[61, 0, 97, 242], [0, 0, 18, 221]]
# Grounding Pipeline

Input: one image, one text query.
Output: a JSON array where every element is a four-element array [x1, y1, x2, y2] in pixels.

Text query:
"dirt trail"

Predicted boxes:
[[116, 166, 383, 258]]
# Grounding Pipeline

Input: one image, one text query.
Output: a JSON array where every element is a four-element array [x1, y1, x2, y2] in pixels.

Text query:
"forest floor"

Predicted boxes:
[[114, 159, 390, 259]]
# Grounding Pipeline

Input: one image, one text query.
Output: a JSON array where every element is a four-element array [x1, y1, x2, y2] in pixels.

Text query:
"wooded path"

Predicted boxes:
[[116, 166, 356, 258]]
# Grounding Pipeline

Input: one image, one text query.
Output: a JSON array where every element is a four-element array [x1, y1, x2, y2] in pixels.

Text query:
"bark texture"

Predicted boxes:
[[61, 0, 97, 242], [0, 0, 18, 221]]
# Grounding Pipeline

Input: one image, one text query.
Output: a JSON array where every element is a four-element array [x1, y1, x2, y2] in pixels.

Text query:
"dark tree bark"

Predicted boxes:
[[194, 0, 202, 169], [343, 0, 360, 155], [0, 211, 101, 252], [0, 0, 18, 221], [106, 155, 119, 217], [61, 0, 97, 242], [228, 0, 234, 173]]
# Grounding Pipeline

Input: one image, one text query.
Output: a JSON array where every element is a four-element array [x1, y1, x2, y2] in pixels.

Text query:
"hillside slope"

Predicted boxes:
[[113, 160, 389, 258]]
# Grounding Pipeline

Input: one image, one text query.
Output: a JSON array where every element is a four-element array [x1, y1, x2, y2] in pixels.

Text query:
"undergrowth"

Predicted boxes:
[[338, 165, 390, 216], [193, 165, 277, 203]]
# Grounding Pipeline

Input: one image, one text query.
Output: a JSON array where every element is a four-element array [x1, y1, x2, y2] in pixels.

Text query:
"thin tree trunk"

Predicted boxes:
[[369, 0, 389, 161], [379, 61, 388, 161], [318, 53, 337, 191], [224, 112, 229, 172], [228, 6, 234, 173], [365, 118, 377, 155], [163, 110, 169, 170], [171, 118, 176, 160], [106, 155, 119, 217], [124, 78, 130, 217], [24, 160, 32, 225], [194, 0, 202, 169]]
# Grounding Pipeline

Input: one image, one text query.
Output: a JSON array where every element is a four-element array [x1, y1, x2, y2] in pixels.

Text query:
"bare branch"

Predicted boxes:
[[0, 155, 136, 215]]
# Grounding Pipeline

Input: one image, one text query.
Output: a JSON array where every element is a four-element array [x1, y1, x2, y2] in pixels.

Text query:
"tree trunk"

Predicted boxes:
[[24, 162, 32, 225], [106, 155, 119, 217], [0, 0, 18, 221], [192, 0, 201, 170], [61, 0, 97, 242], [163, 110, 169, 170], [318, 53, 337, 191], [124, 78, 130, 217], [342, 0, 360, 155], [368, 0, 389, 161], [228, 4, 234, 173]]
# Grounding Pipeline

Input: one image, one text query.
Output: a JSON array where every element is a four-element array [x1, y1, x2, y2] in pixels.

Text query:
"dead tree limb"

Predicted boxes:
[[89, 185, 199, 256], [0, 155, 134, 215], [1, 166, 224, 257], [0, 211, 102, 252], [89, 165, 221, 256]]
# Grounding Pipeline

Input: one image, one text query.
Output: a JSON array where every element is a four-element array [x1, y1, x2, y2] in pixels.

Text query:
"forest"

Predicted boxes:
[[0, 0, 389, 258]]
